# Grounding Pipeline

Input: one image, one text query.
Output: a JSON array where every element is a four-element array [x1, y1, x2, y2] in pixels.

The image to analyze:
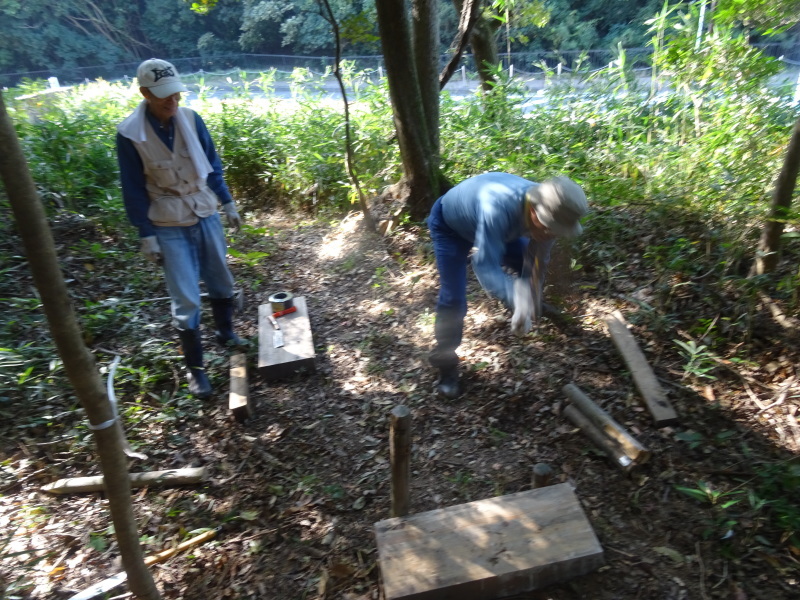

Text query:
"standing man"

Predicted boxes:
[[116, 58, 242, 398], [427, 172, 588, 398]]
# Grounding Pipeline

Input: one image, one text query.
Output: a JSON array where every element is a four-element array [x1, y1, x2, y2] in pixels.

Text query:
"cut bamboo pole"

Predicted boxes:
[[390, 405, 411, 517], [42, 467, 206, 494], [563, 383, 651, 464], [563, 405, 635, 472]]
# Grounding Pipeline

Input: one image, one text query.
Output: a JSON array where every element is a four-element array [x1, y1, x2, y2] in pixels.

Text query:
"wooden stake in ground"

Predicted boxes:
[[563, 383, 651, 465], [532, 463, 554, 489], [229, 352, 252, 422], [42, 467, 207, 494], [390, 405, 411, 518], [604, 310, 678, 427]]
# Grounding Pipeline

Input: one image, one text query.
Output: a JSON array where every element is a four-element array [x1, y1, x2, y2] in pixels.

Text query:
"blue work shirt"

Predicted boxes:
[[116, 108, 232, 238], [440, 172, 554, 305]]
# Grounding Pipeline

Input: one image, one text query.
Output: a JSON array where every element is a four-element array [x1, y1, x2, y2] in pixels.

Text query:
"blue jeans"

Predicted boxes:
[[428, 197, 528, 368], [155, 213, 235, 331]]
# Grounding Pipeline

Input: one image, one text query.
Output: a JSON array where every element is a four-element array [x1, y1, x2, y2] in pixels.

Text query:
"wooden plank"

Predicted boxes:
[[374, 484, 604, 600], [604, 311, 679, 427], [229, 352, 252, 422], [258, 296, 316, 380]]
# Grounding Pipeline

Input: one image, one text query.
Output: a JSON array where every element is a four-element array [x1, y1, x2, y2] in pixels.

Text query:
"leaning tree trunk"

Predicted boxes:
[[453, 0, 501, 91], [439, 0, 481, 89], [751, 116, 800, 276], [0, 91, 160, 600], [376, 0, 447, 221]]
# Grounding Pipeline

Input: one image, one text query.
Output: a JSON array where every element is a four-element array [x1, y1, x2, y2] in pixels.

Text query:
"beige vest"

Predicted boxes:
[[131, 108, 219, 227]]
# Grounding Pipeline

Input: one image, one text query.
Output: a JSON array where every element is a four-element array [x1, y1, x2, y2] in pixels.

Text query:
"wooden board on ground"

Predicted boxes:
[[229, 352, 252, 422], [374, 483, 604, 600], [604, 310, 679, 427], [258, 296, 316, 380]]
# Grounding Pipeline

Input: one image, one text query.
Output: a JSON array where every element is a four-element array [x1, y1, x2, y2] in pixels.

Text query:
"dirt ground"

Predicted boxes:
[[2, 206, 800, 600]]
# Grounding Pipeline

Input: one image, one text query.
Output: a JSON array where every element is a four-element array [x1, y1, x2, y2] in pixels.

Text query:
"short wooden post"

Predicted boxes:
[[390, 405, 411, 517], [532, 463, 553, 489], [229, 352, 252, 422]]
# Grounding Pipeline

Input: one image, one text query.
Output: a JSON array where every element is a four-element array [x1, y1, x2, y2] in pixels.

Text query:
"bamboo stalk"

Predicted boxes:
[[563, 405, 635, 472], [563, 383, 651, 464]]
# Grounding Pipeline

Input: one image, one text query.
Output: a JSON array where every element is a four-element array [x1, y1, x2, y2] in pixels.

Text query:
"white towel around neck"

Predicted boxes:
[[117, 101, 213, 180]]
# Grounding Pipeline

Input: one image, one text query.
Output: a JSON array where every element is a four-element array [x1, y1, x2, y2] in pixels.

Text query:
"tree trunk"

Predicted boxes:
[[751, 116, 800, 276], [0, 91, 160, 600], [376, 0, 446, 221]]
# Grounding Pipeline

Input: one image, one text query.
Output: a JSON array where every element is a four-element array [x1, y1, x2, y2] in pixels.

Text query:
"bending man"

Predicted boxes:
[[428, 172, 588, 398], [117, 58, 242, 398]]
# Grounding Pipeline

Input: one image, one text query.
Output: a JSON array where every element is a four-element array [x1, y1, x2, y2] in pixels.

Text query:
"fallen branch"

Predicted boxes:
[[42, 467, 206, 494], [68, 528, 218, 600]]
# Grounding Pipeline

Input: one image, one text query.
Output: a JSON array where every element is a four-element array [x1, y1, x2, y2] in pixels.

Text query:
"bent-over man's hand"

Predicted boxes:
[[140, 236, 161, 263], [511, 277, 533, 336], [223, 202, 241, 232]]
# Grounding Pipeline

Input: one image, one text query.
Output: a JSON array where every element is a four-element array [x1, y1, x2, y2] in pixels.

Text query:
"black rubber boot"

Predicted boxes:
[[209, 296, 242, 347], [177, 328, 212, 398], [436, 366, 461, 399], [429, 307, 465, 399]]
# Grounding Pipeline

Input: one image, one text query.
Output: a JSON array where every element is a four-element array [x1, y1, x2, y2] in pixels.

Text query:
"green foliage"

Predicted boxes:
[[674, 339, 718, 380]]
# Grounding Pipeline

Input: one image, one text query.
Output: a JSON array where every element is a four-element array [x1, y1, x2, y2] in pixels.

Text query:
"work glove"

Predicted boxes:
[[510, 277, 533, 336], [222, 201, 241, 232], [140, 236, 161, 263]]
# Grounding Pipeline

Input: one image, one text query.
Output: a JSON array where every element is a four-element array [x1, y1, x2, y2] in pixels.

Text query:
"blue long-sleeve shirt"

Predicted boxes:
[[116, 108, 232, 238], [440, 172, 554, 305]]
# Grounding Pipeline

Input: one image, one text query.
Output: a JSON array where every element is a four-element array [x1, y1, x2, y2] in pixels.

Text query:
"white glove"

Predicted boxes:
[[511, 278, 533, 336], [222, 202, 241, 232], [140, 236, 161, 263]]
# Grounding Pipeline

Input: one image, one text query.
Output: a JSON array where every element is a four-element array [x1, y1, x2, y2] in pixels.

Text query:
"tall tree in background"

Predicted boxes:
[[375, 0, 449, 220], [0, 91, 161, 600]]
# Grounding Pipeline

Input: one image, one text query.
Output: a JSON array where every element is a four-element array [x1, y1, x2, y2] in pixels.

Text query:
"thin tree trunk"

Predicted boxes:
[[0, 91, 160, 600], [751, 116, 800, 276], [318, 0, 375, 231]]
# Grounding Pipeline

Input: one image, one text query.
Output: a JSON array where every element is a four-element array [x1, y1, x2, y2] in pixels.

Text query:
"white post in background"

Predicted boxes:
[[557, 63, 562, 78], [794, 69, 800, 104], [461, 65, 466, 86], [378, 65, 383, 79], [47, 77, 60, 89], [509, 63, 514, 78]]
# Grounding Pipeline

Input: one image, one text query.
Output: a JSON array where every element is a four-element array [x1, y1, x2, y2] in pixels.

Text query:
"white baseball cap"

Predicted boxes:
[[525, 177, 589, 237], [136, 58, 188, 98]]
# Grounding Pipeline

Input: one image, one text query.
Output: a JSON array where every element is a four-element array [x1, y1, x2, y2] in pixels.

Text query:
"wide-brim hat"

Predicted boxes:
[[137, 58, 188, 98], [525, 177, 588, 238]]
